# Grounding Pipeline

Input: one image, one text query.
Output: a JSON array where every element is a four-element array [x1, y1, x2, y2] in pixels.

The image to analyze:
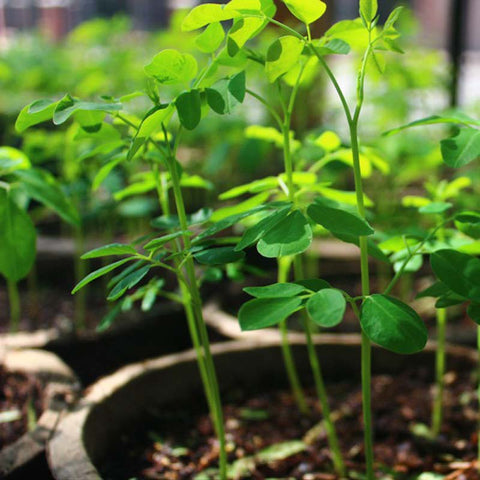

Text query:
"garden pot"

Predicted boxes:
[[1, 302, 223, 386], [0, 348, 79, 479], [47, 337, 477, 479]]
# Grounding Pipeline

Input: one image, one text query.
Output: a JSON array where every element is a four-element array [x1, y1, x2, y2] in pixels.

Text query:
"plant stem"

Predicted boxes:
[[74, 226, 87, 331], [7, 279, 20, 332], [294, 257, 346, 477], [168, 153, 227, 480], [278, 258, 309, 415], [432, 307, 447, 436]]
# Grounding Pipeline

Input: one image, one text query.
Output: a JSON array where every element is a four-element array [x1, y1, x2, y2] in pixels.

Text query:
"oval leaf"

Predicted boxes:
[[257, 210, 312, 258], [144, 50, 198, 85], [244, 282, 305, 298], [266, 36, 305, 83], [176, 90, 202, 130], [282, 0, 326, 25], [82, 243, 137, 259], [194, 246, 245, 265], [430, 249, 480, 303], [239, 297, 303, 331], [361, 294, 427, 354], [306, 288, 346, 328], [307, 197, 374, 236]]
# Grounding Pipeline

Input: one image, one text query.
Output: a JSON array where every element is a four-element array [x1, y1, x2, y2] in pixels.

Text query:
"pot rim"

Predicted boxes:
[[47, 337, 476, 480]]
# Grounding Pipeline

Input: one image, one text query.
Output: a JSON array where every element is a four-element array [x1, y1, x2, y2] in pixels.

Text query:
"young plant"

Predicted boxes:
[[183, 0, 429, 478], [0, 146, 79, 331]]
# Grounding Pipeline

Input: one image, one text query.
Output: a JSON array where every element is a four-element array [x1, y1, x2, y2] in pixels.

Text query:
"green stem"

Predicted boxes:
[[294, 257, 346, 477], [278, 258, 309, 415], [7, 279, 20, 332], [432, 307, 447, 437], [73, 226, 87, 331], [168, 153, 227, 480]]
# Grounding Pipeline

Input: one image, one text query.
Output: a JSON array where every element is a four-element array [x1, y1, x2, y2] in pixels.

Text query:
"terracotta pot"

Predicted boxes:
[[47, 337, 476, 479], [0, 348, 78, 479]]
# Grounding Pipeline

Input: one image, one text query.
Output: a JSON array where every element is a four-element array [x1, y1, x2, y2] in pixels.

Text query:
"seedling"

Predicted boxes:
[[0, 146, 78, 331]]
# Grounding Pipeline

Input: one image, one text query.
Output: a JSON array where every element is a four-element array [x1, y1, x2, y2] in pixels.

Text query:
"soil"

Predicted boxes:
[[101, 363, 480, 480], [0, 365, 45, 449]]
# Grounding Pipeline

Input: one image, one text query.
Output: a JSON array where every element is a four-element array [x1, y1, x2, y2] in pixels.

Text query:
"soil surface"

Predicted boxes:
[[102, 363, 480, 480], [0, 365, 44, 448]]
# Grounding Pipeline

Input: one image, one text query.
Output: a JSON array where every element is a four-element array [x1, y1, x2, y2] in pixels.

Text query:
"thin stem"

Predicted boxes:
[[432, 307, 447, 437], [73, 226, 87, 331], [278, 258, 309, 414], [246, 89, 283, 129], [294, 257, 346, 477], [7, 279, 21, 332]]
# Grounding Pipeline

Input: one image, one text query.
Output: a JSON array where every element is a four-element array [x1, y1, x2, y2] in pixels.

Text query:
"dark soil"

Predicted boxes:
[[0, 365, 44, 449], [102, 364, 480, 480]]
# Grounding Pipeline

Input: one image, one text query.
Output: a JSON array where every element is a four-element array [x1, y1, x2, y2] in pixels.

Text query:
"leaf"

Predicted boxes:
[[313, 38, 351, 56], [227, 17, 266, 55], [257, 439, 307, 462], [143, 231, 187, 251], [181, 4, 239, 32], [384, 6, 404, 30], [219, 177, 278, 200], [194, 246, 245, 265], [257, 210, 312, 258], [296, 278, 331, 292], [244, 282, 305, 298], [266, 36, 305, 83], [0, 147, 31, 176], [107, 266, 151, 301], [360, 0, 378, 24], [306, 288, 346, 328], [307, 197, 374, 237], [97, 302, 123, 332], [282, 0, 326, 25], [455, 211, 480, 240], [15, 99, 58, 133], [176, 90, 202, 130], [361, 294, 427, 354], [239, 297, 303, 330], [314, 131, 341, 151], [144, 50, 198, 85], [92, 156, 123, 190], [0, 190, 36, 282], [81, 243, 137, 259], [419, 202, 452, 214], [235, 205, 291, 251], [195, 22, 225, 53], [440, 127, 480, 168], [468, 303, 480, 325], [416, 281, 450, 299], [211, 192, 271, 222], [52, 94, 121, 125], [14, 169, 79, 226], [206, 71, 246, 115], [430, 249, 480, 302], [72, 258, 133, 294]]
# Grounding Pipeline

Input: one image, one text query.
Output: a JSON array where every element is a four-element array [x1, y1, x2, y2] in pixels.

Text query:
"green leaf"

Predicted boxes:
[[266, 36, 305, 83], [206, 71, 246, 115], [455, 211, 480, 239], [257, 210, 312, 258], [14, 169, 79, 226], [467, 303, 480, 325], [219, 177, 278, 200], [306, 288, 346, 328], [419, 202, 452, 214], [244, 282, 305, 298], [235, 205, 291, 251], [107, 266, 151, 301], [143, 231, 187, 251], [72, 258, 133, 294], [313, 38, 351, 56], [15, 99, 58, 133], [282, 0, 326, 25], [295, 278, 331, 292], [181, 4, 239, 32], [52, 94, 121, 125], [257, 440, 306, 462], [97, 302, 123, 332], [239, 297, 303, 330], [211, 192, 270, 222], [416, 281, 450, 299], [227, 17, 266, 55], [384, 6, 404, 30], [307, 197, 374, 236], [0, 147, 31, 176], [0, 190, 36, 282], [194, 246, 245, 265], [176, 90, 202, 130], [92, 156, 123, 190], [440, 127, 480, 168], [144, 50, 198, 85], [81, 243, 137, 259], [360, 0, 378, 24], [361, 294, 427, 354], [430, 249, 480, 302], [195, 22, 225, 53], [435, 294, 465, 308]]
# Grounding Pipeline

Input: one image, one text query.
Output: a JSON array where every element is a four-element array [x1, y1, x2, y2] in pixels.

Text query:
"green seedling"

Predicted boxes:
[[0, 146, 79, 331]]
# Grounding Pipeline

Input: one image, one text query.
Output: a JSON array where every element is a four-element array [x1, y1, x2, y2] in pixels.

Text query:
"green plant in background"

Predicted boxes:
[[0, 146, 78, 331], [390, 111, 480, 465]]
